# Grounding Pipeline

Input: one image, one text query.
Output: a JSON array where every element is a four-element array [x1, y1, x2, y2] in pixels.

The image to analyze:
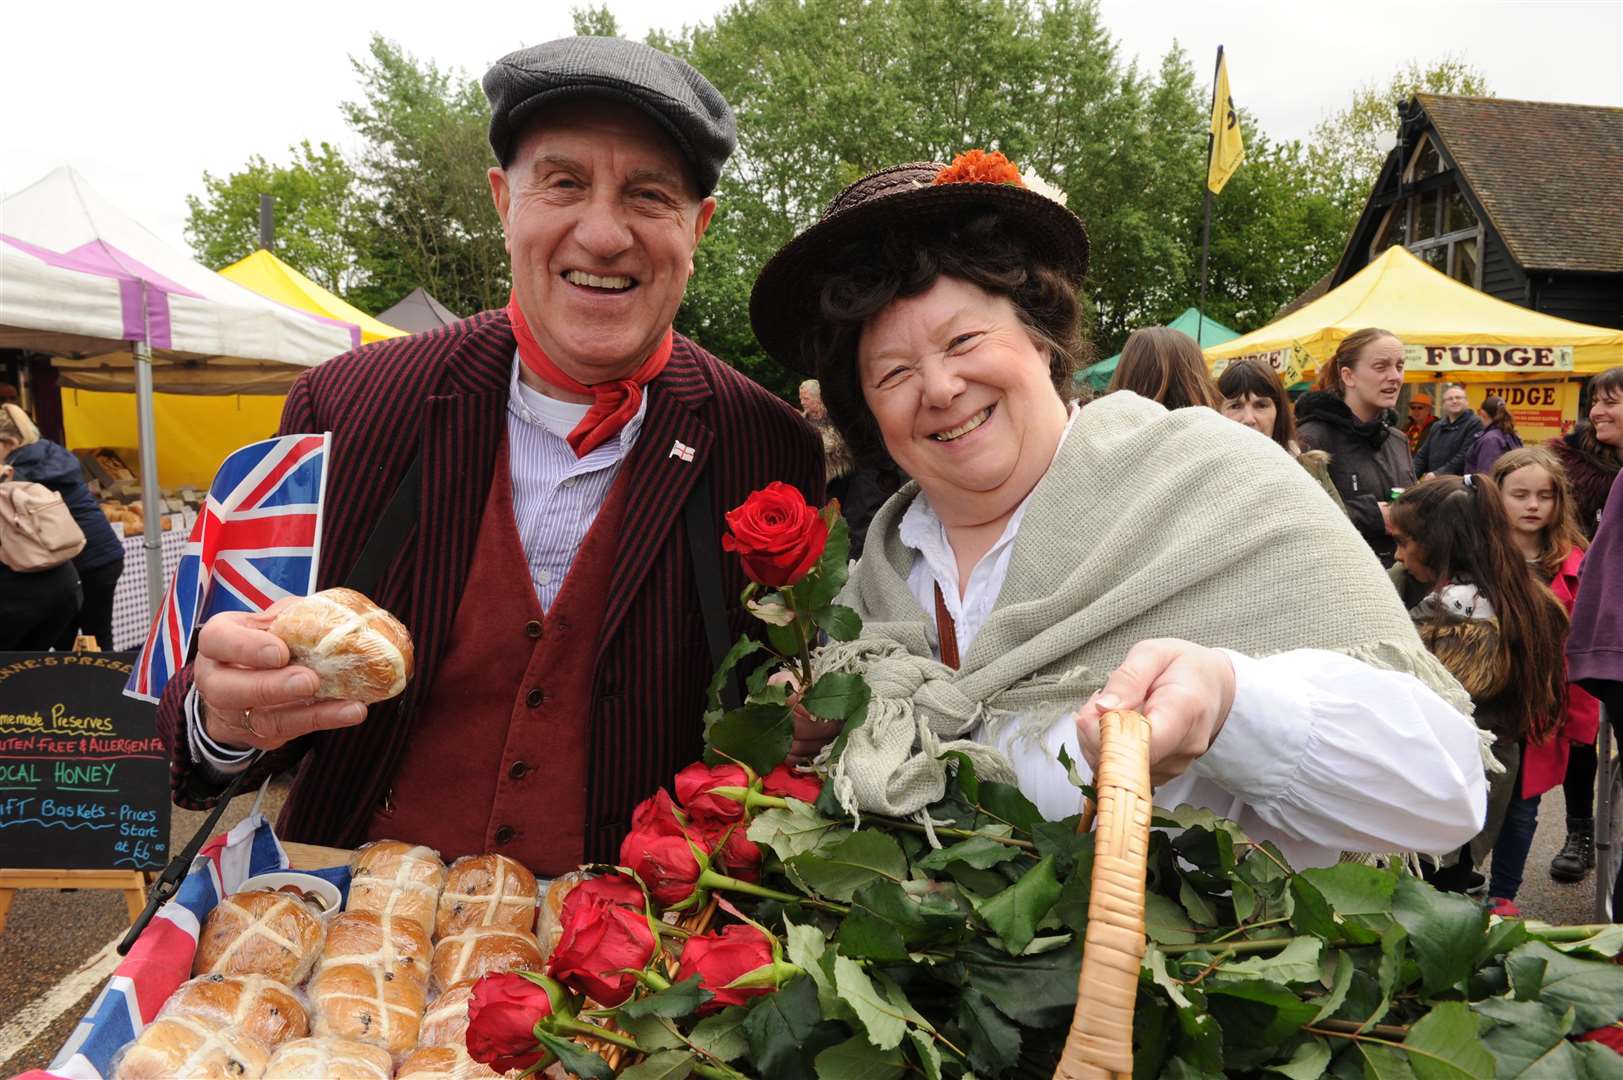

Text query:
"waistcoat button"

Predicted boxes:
[[494, 825, 516, 845], [509, 761, 529, 779], [527, 687, 545, 708], [525, 620, 543, 639]]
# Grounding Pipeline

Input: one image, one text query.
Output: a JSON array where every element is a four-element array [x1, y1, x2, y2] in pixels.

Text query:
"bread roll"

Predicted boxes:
[[395, 1045, 505, 1079], [270, 588, 413, 703], [347, 840, 445, 937], [112, 1015, 270, 1080], [161, 973, 309, 1049], [430, 927, 544, 993], [317, 909, 433, 990], [263, 1036, 393, 1079], [308, 962, 425, 1057], [194, 890, 325, 984], [536, 872, 587, 958], [436, 854, 538, 938], [418, 983, 475, 1048]]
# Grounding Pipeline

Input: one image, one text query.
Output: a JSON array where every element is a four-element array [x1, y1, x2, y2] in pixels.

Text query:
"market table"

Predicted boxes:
[[108, 526, 189, 651]]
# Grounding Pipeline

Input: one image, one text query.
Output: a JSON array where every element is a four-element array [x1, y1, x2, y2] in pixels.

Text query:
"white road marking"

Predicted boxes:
[[0, 932, 124, 1064]]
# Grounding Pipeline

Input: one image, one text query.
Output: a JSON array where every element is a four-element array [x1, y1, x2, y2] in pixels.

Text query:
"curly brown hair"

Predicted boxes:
[[800, 212, 1090, 469]]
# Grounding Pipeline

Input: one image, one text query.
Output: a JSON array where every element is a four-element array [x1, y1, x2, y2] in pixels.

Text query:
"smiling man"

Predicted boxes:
[[156, 37, 824, 874]]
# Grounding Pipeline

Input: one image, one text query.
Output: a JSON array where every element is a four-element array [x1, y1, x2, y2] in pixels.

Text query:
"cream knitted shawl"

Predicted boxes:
[[820, 392, 1473, 819]]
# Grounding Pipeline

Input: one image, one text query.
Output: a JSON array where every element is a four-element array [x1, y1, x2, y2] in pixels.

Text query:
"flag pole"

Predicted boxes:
[[1197, 45, 1223, 345]]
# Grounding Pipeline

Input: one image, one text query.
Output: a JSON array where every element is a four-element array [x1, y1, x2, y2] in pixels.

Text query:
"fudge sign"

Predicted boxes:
[[0, 653, 171, 870], [1404, 344, 1574, 372]]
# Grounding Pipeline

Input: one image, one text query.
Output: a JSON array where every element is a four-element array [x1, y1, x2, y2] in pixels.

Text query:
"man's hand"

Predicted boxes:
[[1074, 639, 1237, 786], [196, 599, 368, 752]]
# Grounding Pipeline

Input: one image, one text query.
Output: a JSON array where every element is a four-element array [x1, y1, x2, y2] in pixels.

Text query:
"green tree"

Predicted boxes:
[[571, 3, 622, 36], [183, 141, 361, 292]]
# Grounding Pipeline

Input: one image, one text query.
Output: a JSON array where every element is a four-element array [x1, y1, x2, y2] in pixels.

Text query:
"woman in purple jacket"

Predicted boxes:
[[1464, 395, 1523, 475]]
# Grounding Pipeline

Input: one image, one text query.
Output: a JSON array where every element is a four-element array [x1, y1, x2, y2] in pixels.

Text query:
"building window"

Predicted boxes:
[[1367, 132, 1483, 288]]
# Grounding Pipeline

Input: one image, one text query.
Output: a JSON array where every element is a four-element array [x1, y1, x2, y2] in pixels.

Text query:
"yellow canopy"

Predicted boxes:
[[218, 250, 407, 344], [1205, 246, 1623, 382]]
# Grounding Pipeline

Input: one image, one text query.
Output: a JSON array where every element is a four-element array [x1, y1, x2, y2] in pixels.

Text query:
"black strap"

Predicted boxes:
[[346, 455, 422, 593], [684, 468, 741, 711]]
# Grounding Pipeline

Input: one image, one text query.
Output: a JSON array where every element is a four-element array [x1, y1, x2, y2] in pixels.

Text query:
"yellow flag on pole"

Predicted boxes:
[[1207, 48, 1244, 194]]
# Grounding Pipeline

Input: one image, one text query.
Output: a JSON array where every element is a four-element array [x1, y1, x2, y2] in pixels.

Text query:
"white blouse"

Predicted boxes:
[[899, 477, 1488, 870]]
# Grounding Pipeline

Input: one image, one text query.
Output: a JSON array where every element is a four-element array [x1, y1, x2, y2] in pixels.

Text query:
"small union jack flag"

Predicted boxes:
[[125, 434, 330, 703]]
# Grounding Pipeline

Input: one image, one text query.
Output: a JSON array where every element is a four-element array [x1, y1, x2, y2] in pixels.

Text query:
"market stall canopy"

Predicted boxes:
[[0, 167, 357, 394], [377, 286, 462, 334], [220, 250, 405, 344], [1205, 245, 1623, 384], [1078, 308, 1239, 391]]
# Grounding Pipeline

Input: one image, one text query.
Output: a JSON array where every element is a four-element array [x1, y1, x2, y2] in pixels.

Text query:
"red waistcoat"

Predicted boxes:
[[367, 437, 630, 875]]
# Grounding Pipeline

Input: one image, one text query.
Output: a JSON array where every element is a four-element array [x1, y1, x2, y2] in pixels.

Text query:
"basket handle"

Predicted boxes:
[[1054, 709, 1153, 1080]]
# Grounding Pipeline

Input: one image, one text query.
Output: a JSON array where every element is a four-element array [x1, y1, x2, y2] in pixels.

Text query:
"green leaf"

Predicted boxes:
[[536, 1032, 615, 1080], [906, 1029, 943, 1080], [1311, 951, 1356, 1023], [1402, 1001, 1493, 1080], [944, 750, 981, 803], [813, 1034, 907, 1080], [1204, 978, 1320, 1048], [1474, 996, 1585, 1078], [1504, 941, 1623, 1030], [788, 830, 907, 902], [833, 955, 908, 1050], [742, 976, 838, 1080], [707, 702, 794, 774], [1054, 845, 1094, 935], [1144, 942, 1196, 1009], [1223, 937, 1324, 984], [765, 618, 804, 659], [1358, 1043, 1419, 1080], [749, 801, 847, 860], [1540, 922, 1623, 958], [976, 779, 1044, 833], [802, 671, 871, 722], [838, 879, 965, 960], [689, 1008, 751, 1062], [1180, 877, 1219, 928], [1477, 915, 1532, 965], [1572, 1042, 1623, 1080], [801, 514, 851, 610], [618, 1014, 687, 1052], [705, 637, 763, 716], [617, 1050, 696, 1080], [957, 988, 1021, 1075], [1390, 875, 1484, 996], [971, 853, 1063, 954], [1032, 816, 1093, 877], [1295, 863, 1399, 916], [813, 603, 864, 642], [1266, 1035, 1332, 1079], [961, 939, 1081, 1027], [914, 831, 1024, 871], [1143, 891, 1198, 945], [618, 975, 714, 1020]]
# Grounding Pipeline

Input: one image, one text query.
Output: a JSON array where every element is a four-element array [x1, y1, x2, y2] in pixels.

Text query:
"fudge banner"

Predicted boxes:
[[0, 652, 170, 870]]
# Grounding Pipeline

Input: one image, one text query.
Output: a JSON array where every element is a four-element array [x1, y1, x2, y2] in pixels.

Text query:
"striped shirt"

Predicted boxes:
[[190, 352, 645, 771]]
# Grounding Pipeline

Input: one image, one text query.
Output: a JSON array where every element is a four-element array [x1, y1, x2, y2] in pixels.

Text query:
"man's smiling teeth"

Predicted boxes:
[[932, 406, 992, 441], [564, 270, 633, 289]]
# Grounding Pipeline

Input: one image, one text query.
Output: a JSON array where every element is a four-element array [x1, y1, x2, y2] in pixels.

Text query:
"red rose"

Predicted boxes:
[[465, 972, 553, 1073], [1577, 1024, 1623, 1053], [675, 762, 749, 825], [722, 482, 829, 588], [624, 832, 707, 908], [696, 819, 762, 883], [627, 789, 687, 841], [677, 924, 777, 1014], [763, 764, 823, 803], [559, 873, 645, 929], [547, 900, 657, 1006]]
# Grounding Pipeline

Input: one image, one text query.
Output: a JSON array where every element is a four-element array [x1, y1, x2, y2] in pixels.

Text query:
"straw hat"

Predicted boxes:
[[750, 150, 1089, 374]]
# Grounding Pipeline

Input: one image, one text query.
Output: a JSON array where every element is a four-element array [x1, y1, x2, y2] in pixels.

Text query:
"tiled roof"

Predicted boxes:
[[1417, 94, 1623, 274]]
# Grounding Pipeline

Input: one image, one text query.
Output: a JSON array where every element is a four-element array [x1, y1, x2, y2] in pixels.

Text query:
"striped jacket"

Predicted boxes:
[[157, 310, 824, 859]]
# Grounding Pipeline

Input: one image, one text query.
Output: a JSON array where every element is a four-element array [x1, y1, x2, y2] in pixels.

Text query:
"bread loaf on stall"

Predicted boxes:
[[347, 840, 446, 937], [269, 588, 414, 703], [394, 1044, 505, 1079], [308, 962, 426, 1057], [316, 909, 433, 990], [111, 1015, 270, 1080], [160, 972, 309, 1049], [193, 890, 325, 984], [262, 1036, 394, 1079], [418, 983, 477, 1048], [430, 926, 545, 993], [435, 853, 538, 938]]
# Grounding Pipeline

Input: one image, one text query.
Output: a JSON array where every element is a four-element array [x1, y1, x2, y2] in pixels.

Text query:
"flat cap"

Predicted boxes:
[[482, 36, 737, 196]]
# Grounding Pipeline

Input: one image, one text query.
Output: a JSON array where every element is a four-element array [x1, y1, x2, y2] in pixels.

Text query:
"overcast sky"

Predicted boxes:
[[4, 0, 1619, 259]]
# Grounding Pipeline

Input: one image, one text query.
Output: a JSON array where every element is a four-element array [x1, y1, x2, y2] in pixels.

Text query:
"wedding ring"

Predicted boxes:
[[244, 708, 269, 740]]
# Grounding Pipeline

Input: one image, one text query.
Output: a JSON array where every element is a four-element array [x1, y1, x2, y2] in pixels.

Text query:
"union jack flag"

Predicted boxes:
[[124, 434, 330, 703]]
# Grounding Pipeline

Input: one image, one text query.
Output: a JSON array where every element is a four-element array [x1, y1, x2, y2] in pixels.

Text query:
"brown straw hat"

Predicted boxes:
[[750, 152, 1089, 374]]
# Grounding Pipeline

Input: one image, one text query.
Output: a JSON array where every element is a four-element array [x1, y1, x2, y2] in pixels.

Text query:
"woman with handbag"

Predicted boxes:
[[0, 403, 83, 649]]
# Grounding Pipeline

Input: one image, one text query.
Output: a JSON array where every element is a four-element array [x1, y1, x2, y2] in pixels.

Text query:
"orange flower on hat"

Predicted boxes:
[[933, 149, 1025, 188]]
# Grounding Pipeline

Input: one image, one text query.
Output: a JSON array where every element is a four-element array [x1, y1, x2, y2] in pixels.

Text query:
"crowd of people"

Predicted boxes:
[[1115, 333, 1623, 917]]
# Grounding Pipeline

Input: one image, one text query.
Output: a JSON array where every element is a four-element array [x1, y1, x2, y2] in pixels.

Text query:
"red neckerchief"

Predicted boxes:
[[506, 292, 673, 458]]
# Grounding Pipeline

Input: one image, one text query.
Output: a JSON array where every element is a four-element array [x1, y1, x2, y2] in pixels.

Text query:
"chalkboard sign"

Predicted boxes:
[[0, 652, 171, 870]]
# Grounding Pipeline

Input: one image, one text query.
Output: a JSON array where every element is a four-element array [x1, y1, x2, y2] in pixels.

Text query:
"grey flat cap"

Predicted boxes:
[[483, 36, 737, 196]]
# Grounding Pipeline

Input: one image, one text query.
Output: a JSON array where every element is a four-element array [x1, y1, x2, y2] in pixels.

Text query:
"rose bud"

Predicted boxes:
[[548, 900, 657, 1007], [696, 820, 762, 884], [722, 482, 829, 588], [466, 972, 554, 1074], [762, 764, 823, 803], [677, 924, 778, 1014], [626, 789, 687, 842], [675, 762, 749, 824]]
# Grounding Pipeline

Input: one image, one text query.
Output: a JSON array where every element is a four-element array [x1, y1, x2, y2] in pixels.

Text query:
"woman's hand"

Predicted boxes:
[[195, 598, 368, 752], [1074, 639, 1237, 786], [768, 670, 842, 767]]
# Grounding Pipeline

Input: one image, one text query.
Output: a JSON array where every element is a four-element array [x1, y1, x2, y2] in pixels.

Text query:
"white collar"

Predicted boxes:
[[508, 351, 649, 453]]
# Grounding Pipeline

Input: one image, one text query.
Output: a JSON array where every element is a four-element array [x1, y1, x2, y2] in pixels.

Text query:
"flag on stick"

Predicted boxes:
[[1207, 47, 1245, 194], [125, 434, 329, 703]]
